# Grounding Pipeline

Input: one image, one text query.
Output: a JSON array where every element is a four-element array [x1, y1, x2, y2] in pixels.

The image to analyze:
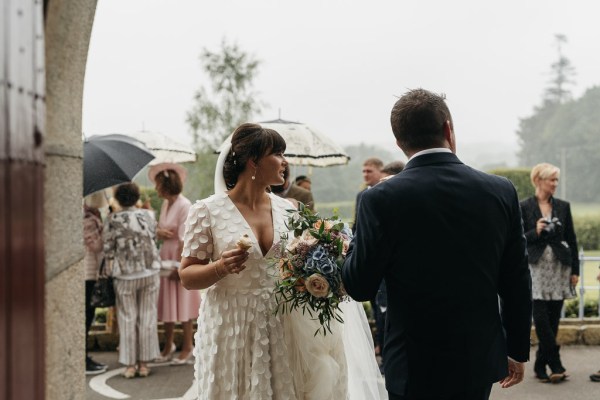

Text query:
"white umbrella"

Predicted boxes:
[[125, 131, 196, 165], [216, 119, 350, 167]]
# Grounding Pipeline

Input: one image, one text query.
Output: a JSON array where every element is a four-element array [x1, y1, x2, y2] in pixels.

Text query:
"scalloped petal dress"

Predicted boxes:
[[182, 192, 385, 400]]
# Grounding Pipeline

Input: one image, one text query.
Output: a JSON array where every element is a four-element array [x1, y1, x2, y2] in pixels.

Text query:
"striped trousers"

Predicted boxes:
[[114, 274, 160, 365]]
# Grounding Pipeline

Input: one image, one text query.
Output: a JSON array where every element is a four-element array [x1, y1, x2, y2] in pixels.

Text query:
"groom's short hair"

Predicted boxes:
[[390, 88, 452, 152]]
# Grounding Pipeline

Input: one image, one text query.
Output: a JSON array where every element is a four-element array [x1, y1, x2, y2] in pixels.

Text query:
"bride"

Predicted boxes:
[[179, 123, 386, 400]]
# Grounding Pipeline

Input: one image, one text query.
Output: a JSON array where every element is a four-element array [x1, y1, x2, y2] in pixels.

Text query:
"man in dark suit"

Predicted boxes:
[[342, 89, 532, 400]]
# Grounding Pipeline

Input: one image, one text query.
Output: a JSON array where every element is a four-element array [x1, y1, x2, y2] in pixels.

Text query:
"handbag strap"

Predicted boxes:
[[97, 258, 107, 278]]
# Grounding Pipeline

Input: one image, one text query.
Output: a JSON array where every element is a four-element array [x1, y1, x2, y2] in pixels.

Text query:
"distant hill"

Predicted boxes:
[[297, 141, 519, 206], [456, 141, 519, 170]]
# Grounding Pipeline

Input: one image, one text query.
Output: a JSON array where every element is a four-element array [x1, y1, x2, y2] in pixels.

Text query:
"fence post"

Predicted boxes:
[[578, 247, 585, 320]]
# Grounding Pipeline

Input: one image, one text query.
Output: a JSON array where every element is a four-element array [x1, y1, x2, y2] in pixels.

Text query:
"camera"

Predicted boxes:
[[541, 217, 561, 235]]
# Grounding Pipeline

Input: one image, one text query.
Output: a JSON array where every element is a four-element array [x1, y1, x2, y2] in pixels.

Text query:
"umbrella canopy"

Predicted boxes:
[[124, 131, 196, 165], [83, 134, 155, 196], [217, 119, 350, 167]]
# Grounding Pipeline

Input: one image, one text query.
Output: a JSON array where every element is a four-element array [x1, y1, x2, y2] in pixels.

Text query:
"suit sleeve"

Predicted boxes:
[[342, 189, 390, 301], [498, 185, 532, 362]]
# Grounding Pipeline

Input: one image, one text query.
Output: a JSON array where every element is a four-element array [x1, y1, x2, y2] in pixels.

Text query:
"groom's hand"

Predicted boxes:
[[499, 358, 525, 388]]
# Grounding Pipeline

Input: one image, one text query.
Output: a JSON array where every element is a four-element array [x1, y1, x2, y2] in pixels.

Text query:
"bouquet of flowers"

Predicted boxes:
[[270, 203, 352, 335]]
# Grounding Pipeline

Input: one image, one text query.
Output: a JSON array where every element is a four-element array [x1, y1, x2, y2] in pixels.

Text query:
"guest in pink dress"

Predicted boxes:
[[150, 164, 201, 365]]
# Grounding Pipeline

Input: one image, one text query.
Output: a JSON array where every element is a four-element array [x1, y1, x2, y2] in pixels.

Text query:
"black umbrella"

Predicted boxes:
[[83, 134, 155, 196]]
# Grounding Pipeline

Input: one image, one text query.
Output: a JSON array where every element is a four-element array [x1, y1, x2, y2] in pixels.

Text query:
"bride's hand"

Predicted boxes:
[[218, 248, 249, 275]]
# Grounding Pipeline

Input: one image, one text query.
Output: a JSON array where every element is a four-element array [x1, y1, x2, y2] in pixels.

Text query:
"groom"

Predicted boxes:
[[342, 89, 532, 400]]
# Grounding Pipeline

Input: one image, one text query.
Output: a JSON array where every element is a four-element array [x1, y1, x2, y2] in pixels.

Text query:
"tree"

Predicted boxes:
[[517, 35, 600, 202], [184, 39, 264, 200], [544, 34, 576, 105], [517, 34, 575, 166], [517, 86, 600, 202], [186, 39, 264, 151]]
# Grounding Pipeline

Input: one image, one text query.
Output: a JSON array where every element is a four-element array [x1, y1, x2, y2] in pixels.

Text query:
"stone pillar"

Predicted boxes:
[[44, 0, 97, 399]]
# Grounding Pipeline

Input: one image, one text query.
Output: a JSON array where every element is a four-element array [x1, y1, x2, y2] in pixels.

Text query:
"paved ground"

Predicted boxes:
[[490, 345, 600, 400], [86, 346, 600, 399]]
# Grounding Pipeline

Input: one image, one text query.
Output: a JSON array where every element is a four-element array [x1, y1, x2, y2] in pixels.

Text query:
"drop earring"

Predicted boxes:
[[252, 168, 256, 180]]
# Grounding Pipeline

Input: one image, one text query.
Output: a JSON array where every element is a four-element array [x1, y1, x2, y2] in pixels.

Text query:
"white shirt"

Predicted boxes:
[[408, 147, 452, 162]]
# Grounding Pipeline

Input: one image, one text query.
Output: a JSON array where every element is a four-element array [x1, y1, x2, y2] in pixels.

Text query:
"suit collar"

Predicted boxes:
[[403, 152, 463, 170]]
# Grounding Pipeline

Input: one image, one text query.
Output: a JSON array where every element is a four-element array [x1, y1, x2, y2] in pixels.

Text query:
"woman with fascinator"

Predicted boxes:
[[180, 123, 385, 399], [149, 163, 201, 366]]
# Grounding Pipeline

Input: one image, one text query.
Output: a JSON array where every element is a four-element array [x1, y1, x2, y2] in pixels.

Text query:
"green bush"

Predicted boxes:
[[488, 168, 535, 201], [563, 298, 599, 318], [94, 307, 107, 324], [573, 215, 600, 250], [139, 187, 162, 220]]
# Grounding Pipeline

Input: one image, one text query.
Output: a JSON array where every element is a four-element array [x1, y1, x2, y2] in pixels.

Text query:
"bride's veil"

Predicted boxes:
[[214, 141, 230, 193], [341, 300, 389, 399]]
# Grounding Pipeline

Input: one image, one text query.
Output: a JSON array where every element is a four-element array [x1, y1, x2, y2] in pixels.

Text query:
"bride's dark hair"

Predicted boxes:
[[223, 123, 286, 189]]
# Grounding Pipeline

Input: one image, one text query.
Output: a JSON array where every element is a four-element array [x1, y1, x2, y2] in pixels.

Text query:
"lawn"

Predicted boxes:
[[572, 203, 600, 217], [577, 249, 600, 302]]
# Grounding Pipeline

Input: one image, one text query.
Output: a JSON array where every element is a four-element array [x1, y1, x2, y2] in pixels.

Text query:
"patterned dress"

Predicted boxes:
[[182, 193, 297, 400], [182, 192, 385, 399]]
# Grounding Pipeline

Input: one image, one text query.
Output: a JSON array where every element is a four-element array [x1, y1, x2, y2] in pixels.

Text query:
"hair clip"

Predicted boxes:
[[163, 170, 169, 178]]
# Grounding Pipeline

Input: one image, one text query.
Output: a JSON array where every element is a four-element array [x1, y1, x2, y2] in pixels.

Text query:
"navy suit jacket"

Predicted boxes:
[[342, 152, 532, 397]]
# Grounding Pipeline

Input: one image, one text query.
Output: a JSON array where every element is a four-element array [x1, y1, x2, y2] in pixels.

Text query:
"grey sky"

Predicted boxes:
[[83, 0, 600, 158]]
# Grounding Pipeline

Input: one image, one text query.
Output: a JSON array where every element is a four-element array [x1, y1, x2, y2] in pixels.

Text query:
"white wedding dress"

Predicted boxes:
[[180, 147, 387, 399]]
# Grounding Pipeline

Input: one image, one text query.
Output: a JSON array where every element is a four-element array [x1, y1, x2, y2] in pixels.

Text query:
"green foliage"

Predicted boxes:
[[186, 39, 264, 151], [94, 308, 107, 324], [182, 150, 219, 201], [573, 215, 600, 250], [272, 204, 350, 335], [517, 86, 600, 202], [544, 34, 576, 104], [293, 143, 401, 205], [139, 187, 162, 219], [563, 298, 599, 318], [487, 168, 535, 201], [516, 35, 599, 202]]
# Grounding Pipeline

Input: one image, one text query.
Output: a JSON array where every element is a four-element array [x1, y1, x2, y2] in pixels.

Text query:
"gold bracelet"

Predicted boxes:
[[214, 261, 225, 280]]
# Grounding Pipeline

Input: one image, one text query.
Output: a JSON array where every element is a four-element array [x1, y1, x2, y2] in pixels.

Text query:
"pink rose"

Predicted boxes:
[[305, 274, 330, 298], [286, 237, 301, 254], [300, 230, 318, 247]]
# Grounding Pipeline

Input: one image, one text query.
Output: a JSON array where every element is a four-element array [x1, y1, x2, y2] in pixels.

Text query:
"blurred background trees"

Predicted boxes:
[[184, 39, 264, 200], [517, 34, 600, 202]]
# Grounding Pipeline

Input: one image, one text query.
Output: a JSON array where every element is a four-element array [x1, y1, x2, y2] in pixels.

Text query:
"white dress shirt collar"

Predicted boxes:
[[408, 147, 452, 162]]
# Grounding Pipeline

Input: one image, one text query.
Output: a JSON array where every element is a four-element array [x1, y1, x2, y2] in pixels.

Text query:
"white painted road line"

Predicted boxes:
[[89, 366, 196, 400]]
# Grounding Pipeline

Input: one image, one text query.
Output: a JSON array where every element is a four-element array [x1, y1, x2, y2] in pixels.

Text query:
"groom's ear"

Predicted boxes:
[[443, 120, 456, 153]]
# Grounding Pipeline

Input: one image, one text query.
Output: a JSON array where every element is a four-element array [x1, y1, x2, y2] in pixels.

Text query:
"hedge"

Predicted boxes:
[[488, 168, 534, 201], [573, 215, 600, 250], [488, 168, 599, 250], [564, 298, 599, 318]]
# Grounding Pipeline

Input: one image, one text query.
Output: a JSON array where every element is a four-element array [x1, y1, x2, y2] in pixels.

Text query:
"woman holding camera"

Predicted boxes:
[[520, 162, 579, 383]]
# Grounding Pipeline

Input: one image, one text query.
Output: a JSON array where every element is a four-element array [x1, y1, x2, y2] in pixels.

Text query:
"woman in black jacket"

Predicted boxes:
[[520, 163, 579, 383]]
